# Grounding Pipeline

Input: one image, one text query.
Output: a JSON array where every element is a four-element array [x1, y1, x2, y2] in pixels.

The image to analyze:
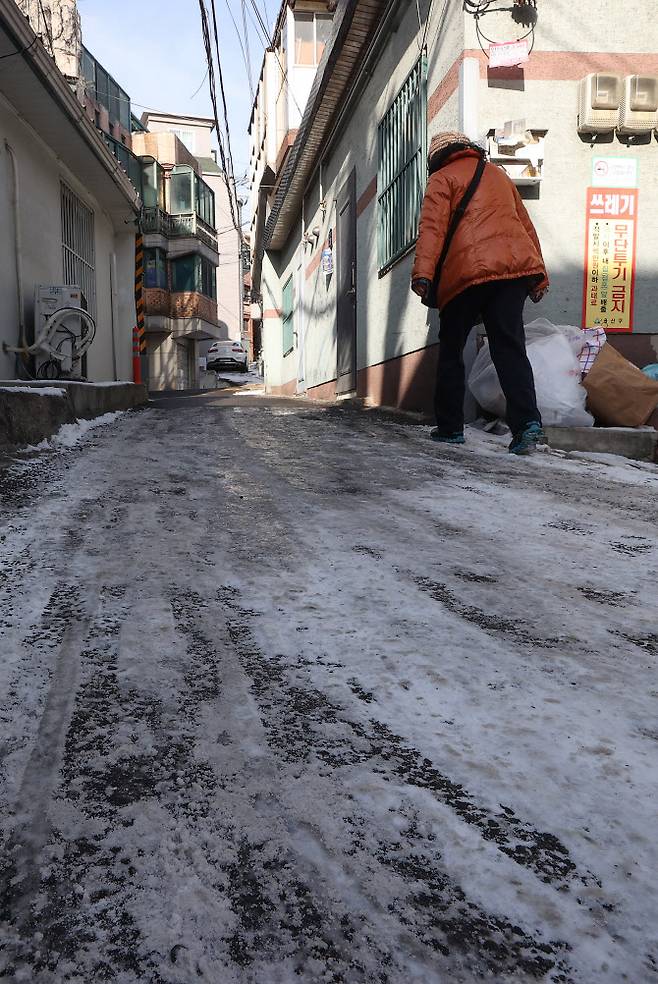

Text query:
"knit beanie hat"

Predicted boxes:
[[428, 130, 472, 162]]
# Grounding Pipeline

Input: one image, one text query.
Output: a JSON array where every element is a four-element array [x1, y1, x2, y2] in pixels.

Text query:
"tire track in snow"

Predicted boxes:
[[215, 586, 578, 980]]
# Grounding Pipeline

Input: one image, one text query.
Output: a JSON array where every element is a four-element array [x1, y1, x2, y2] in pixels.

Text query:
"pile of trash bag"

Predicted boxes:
[[468, 319, 598, 427]]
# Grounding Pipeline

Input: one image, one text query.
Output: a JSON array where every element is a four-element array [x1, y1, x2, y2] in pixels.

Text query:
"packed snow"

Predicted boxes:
[[0, 386, 66, 397], [1, 400, 657, 983]]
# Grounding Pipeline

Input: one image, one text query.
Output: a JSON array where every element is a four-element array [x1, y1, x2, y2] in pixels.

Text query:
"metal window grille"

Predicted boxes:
[[282, 276, 294, 356], [377, 57, 427, 273], [61, 183, 96, 318]]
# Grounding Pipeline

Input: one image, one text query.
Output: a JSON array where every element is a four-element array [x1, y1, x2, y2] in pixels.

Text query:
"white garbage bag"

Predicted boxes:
[[468, 318, 594, 427]]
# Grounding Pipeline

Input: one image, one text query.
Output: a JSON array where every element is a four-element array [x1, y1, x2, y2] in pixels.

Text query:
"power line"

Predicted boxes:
[[221, 0, 254, 103], [239, 0, 255, 102], [196, 0, 243, 241]]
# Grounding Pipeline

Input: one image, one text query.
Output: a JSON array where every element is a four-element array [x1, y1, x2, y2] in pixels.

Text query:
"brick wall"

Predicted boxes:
[[144, 288, 170, 316], [170, 292, 218, 324]]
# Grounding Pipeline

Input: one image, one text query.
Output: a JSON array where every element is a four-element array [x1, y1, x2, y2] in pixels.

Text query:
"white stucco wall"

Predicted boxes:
[[0, 96, 137, 382]]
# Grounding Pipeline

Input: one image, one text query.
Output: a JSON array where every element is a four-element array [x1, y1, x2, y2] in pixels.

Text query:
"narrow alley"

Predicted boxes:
[[1, 394, 658, 983]]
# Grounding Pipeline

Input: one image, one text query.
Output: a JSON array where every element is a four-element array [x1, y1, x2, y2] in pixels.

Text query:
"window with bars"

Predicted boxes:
[[282, 276, 294, 356], [377, 57, 427, 273], [61, 183, 96, 318]]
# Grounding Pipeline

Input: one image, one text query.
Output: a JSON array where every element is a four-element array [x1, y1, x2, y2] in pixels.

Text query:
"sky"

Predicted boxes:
[[78, 0, 279, 181]]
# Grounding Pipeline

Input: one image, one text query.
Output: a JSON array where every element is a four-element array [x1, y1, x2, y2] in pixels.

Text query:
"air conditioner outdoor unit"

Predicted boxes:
[[578, 73, 622, 134], [618, 74, 658, 135], [33, 285, 95, 379]]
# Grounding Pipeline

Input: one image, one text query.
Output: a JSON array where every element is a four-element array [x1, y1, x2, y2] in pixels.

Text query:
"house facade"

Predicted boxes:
[[255, 0, 658, 412], [0, 0, 140, 383], [133, 113, 244, 390], [247, 0, 336, 367]]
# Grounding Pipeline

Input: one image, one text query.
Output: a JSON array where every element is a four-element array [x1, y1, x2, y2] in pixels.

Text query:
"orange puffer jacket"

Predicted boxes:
[[412, 147, 549, 311]]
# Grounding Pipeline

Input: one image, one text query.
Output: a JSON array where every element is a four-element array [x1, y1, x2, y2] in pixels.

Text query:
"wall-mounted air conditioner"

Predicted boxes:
[[617, 74, 658, 135], [578, 73, 622, 134]]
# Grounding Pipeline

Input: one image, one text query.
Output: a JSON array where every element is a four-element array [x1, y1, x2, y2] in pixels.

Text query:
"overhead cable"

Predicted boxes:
[[196, 0, 243, 240]]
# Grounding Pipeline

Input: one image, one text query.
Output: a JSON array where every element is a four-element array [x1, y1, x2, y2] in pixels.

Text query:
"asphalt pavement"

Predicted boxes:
[[1, 390, 658, 983]]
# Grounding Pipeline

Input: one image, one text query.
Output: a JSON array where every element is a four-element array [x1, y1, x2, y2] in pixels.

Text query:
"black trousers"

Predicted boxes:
[[435, 277, 541, 436]]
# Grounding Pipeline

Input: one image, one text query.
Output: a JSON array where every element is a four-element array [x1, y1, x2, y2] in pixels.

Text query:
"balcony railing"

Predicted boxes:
[[101, 132, 142, 197], [142, 207, 171, 236], [169, 213, 218, 251], [142, 210, 219, 252]]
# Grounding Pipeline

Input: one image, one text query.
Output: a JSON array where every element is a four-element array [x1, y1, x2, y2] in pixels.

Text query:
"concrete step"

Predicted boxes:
[[545, 425, 658, 462]]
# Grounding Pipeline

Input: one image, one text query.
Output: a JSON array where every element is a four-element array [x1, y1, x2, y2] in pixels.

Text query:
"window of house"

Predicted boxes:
[[95, 65, 109, 113], [294, 13, 315, 65], [171, 255, 217, 300], [144, 248, 167, 289], [377, 57, 427, 273], [282, 275, 294, 356], [61, 183, 96, 318], [170, 168, 194, 214], [141, 160, 166, 210], [171, 128, 196, 153], [315, 15, 332, 63]]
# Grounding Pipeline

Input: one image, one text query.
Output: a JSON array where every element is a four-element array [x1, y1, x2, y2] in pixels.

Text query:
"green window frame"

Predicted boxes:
[[282, 276, 294, 357], [377, 57, 427, 274], [171, 255, 217, 300]]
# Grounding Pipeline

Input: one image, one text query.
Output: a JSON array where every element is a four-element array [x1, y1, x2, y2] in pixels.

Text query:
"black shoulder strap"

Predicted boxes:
[[423, 157, 487, 309]]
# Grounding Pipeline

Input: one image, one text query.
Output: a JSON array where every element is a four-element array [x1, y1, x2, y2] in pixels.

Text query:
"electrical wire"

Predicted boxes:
[[220, 0, 255, 103], [240, 0, 255, 102], [189, 66, 210, 99], [36, 0, 55, 56], [197, 0, 243, 240], [0, 36, 39, 60]]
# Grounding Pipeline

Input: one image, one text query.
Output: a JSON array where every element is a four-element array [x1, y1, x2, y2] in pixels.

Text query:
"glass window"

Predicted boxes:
[[141, 160, 165, 210], [95, 66, 109, 111], [377, 57, 427, 273], [81, 48, 96, 97], [294, 13, 315, 66], [171, 255, 197, 293], [195, 178, 216, 228], [170, 168, 194, 214], [119, 86, 131, 130], [315, 15, 332, 63], [144, 248, 167, 289], [108, 79, 121, 124], [171, 256, 217, 299]]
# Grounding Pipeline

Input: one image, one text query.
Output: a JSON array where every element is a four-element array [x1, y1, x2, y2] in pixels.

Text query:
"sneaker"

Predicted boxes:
[[430, 429, 465, 445], [508, 421, 545, 455]]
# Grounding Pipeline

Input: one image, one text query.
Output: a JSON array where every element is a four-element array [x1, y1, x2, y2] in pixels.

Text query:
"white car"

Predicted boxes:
[[206, 339, 249, 373]]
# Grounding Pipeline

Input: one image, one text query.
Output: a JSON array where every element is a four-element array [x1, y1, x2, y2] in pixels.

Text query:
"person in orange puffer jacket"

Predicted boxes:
[[411, 131, 549, 455]]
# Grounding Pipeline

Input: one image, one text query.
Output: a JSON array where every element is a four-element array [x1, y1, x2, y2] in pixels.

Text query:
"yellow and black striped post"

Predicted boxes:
[[134, 232, 146, 384]]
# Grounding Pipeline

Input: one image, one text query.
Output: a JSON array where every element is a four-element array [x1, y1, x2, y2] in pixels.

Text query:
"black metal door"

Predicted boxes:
[[336, 170, 357, 395]]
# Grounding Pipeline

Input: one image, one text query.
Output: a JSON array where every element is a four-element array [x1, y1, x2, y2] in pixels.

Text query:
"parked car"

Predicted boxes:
[[206, 339, 249, 373]]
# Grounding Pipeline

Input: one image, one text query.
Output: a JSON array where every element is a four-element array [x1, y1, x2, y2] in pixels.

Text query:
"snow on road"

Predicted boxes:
[[1, 398, 657, 983]]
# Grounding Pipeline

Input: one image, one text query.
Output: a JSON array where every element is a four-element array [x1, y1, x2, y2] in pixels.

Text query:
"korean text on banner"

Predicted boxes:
[[582, 188, 638, 334]]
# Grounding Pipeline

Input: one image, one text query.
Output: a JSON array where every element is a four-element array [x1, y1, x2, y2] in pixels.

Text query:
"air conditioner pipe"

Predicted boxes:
[[4, 140, 26, 351]]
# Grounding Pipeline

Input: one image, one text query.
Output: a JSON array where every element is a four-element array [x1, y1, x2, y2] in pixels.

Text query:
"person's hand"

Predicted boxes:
[[411, 278, 430, 298], [529, 286, 547, 303]]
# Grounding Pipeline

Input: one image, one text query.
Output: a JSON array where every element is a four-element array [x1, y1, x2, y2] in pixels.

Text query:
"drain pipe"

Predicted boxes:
[[5, 140, 26, 351]]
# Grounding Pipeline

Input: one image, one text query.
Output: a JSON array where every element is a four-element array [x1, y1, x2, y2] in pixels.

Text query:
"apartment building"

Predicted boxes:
[[255, 0, 658, 411]]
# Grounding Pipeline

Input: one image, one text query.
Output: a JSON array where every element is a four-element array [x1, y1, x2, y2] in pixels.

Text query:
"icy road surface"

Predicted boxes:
[[1, 391, 658, 983]]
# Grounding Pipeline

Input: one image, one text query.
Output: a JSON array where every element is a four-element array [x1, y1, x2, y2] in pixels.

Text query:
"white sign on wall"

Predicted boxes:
[[592, 157, 638, 189]]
